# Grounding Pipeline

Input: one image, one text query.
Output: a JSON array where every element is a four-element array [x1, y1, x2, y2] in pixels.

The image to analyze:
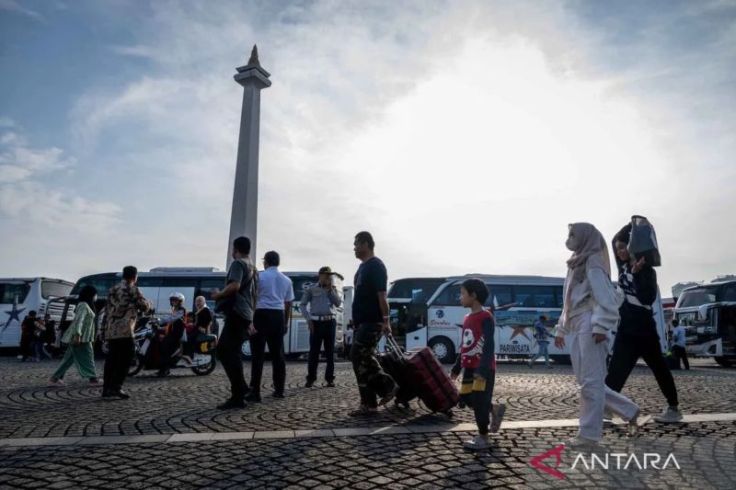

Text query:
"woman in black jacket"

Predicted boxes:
[[605, 223, 682, 423]]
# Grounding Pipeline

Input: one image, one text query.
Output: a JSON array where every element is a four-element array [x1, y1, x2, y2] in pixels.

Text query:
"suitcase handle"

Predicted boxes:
[[384, 334, 403, 356]]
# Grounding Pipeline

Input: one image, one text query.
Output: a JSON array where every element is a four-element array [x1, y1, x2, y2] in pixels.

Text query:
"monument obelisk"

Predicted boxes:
[[227, 45, 271, 267]]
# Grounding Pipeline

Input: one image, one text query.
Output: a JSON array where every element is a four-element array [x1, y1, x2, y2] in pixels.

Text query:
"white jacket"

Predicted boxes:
[[557, 266, 622, 336]]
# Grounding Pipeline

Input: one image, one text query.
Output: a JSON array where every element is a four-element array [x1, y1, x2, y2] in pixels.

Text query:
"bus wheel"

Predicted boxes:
[[429, 337, 455, 364], [715, 356, 735, 368]]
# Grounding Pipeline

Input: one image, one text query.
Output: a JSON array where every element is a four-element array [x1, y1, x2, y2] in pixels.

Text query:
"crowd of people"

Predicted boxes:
[[27, 222, 687, 451]]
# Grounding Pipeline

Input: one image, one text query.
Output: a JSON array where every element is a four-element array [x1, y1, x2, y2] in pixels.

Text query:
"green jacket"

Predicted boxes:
[[62, 302, 96, 344]]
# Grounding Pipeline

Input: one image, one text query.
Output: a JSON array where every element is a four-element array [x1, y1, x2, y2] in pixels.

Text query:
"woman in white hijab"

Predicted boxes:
[[554, 223, 644, 448]]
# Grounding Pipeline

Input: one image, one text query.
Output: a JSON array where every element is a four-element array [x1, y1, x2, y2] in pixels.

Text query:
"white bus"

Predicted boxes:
[[0, 277, 74, 348], [404, 274, 669, 364], [70, 268, 349, 357]]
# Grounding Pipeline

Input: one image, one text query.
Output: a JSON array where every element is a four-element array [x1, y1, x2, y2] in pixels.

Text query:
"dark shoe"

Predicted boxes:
[[325, 381, 335, 388], [245, 393, 262, 403], [348, 405, 378, 417], [305, 380, 314, 388], [156, 369, 169, 378], [101, 390, 115, 399], [272, 391, 285, 399], [217, 398, 246, 410]]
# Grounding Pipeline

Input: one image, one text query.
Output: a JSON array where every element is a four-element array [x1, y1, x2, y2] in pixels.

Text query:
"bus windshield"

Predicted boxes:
[[71, 274, 119, 296], [677, 286, 719, 308]]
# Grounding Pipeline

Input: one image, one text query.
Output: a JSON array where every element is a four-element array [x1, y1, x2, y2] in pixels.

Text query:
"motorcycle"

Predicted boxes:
[[127, 315, 218, 377]]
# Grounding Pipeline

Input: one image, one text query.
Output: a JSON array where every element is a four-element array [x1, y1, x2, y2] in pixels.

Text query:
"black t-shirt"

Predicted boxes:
[[352, 257, 388, 325], [21, 317, 36, 336], [195, 308, 213, 331]]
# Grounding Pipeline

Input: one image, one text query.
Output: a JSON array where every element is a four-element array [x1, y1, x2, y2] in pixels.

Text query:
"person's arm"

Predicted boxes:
[[633, 266, 658, 307], [134, 288, 152, 313], [284, 280, 295, 329], [328, 286, 342, 307], [376, 262, 390, 334], [477, 315, 495, 379], [300, 288, 312, 323], [587, 267, 620, 336], [214, 261, 245, 301], [378, 291, 390, 334]]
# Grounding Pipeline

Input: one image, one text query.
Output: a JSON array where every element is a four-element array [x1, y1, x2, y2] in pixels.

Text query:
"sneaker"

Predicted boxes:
[[217, 398, 246, 410], [490, 403, 506, 433], [378, 384, 398, 407], [654, 406, 683, 424], [48, 377, 65, 386], [305, 380, 314, 388], [113, 390, 130, 400], [325, 381, 335, 388], [565, 436, 599, 450], [245, 393, 262, 403], [603, 408, 614, 422], [463, 434, 490, 451], [348, 405, 378, 417]]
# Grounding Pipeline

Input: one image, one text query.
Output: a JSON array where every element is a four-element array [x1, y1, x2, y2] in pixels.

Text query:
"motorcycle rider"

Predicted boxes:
[[157, 292, 187, 377]]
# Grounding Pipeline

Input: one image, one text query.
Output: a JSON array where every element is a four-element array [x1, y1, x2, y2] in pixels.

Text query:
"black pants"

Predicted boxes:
[[350, 323, 395, 408], [160, 320, 185, 370], [103, 338, 135, 393], [606, 333, 679, 407], [217, 313, 250, 401], [459, 367, 496, 436], [672, 345, 690, 370], [250, 309, 287, 395], [307, 320, 336, 383]]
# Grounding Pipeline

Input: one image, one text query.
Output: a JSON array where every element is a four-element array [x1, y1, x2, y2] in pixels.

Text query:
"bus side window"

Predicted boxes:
[[488, 285, 513, 307], [514, 285, 557, 308], [433, 284, 462, 306]]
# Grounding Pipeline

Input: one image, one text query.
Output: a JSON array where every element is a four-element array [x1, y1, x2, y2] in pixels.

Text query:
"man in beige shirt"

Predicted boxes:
[[102, 265, 151, 400]]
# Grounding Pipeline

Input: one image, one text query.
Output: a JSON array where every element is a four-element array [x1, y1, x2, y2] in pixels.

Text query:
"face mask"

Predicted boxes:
[[565, 235, 577, 252]]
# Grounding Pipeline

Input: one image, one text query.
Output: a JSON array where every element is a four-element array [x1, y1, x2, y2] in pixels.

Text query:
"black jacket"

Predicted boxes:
[[613, 232, 659, 337]]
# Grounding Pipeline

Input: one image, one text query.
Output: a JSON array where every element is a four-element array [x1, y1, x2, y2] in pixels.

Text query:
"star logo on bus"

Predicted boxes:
[[510, 325, 530, 341], [2, 297, 25, 332]]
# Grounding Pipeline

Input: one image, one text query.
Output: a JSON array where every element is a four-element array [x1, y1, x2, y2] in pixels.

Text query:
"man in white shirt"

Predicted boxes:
[[247, 250, 295, 402], [671, 319, 689, 370]]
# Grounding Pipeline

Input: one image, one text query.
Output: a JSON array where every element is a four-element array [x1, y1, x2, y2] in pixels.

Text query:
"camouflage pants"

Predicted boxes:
[[351, 323, 395, 408]]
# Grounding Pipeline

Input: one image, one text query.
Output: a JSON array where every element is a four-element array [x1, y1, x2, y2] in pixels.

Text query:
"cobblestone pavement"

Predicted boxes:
[[0, 358, 734, 438], [0, 357, 734, 489]]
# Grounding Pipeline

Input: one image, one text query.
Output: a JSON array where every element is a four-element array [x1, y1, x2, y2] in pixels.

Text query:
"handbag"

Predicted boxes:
[[628, 215, 662, 267]]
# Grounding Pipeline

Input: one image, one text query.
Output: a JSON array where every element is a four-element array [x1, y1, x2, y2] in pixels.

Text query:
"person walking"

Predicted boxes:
[[212, 236, 258, 410], [349, 231, 396, 416], [450, 279, 505, 451], [528, 315, 552, 368], [19, 311, 38, 362], [605, 223, 683, 423], [49, 286, 99, 385], [554, 223, 643, 448], [247, 251, 294, 402], [301, 266, 343, 388], [671, 319, 689, 370], [102, 266, 151, 400]]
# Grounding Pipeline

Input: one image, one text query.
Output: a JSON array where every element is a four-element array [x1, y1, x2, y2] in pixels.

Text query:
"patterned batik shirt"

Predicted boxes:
[[104, 281, 151, 340]]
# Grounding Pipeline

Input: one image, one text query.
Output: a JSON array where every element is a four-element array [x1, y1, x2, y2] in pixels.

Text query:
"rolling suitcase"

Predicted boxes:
[[378, 342, 417, 408], [385, 336, 459, 414]]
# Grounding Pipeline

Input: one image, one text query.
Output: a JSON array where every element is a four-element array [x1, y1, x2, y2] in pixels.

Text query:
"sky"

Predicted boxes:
[[0, 0, 734, 295]]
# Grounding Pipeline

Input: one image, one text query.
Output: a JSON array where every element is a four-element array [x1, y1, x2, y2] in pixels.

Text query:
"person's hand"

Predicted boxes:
[[555, 335, 565, 349], [247, 324, 257, 337], [592, 333, 607, 344], [381, 320, 391, 335], [632, 256, 646, 273]]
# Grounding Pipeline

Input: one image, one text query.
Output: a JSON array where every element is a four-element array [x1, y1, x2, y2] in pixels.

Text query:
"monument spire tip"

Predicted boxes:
[[248, 44, 260, 67]]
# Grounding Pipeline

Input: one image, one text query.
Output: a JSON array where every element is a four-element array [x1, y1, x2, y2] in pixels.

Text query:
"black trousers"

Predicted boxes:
[[250, 309, 287, 395], [605, 333, 679, 407], [672, 345, 690, 370], [459, 367, 496, 436], [307, 320, 336, 383], [103, 338, 135, 392], [350, 323, 395, 408], [217, 313, 250, 400], [160, 320, 185, 370]]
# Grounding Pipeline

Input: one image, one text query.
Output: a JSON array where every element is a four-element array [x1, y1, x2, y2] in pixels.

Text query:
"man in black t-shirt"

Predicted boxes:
[[350, 231, 396, 416]]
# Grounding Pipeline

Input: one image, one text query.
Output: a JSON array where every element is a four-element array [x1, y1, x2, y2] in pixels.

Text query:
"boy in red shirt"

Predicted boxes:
[[451, 278, 506, 450]]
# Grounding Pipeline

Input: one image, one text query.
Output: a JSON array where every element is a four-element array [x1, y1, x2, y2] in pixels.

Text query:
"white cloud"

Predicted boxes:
[[0, 0, 42, 20]]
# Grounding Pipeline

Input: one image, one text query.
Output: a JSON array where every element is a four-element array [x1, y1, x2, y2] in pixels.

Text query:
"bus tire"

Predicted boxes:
[[428, 337, 455, 364], [715, 356, 735, 368], [550, 355, 571, 365]]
